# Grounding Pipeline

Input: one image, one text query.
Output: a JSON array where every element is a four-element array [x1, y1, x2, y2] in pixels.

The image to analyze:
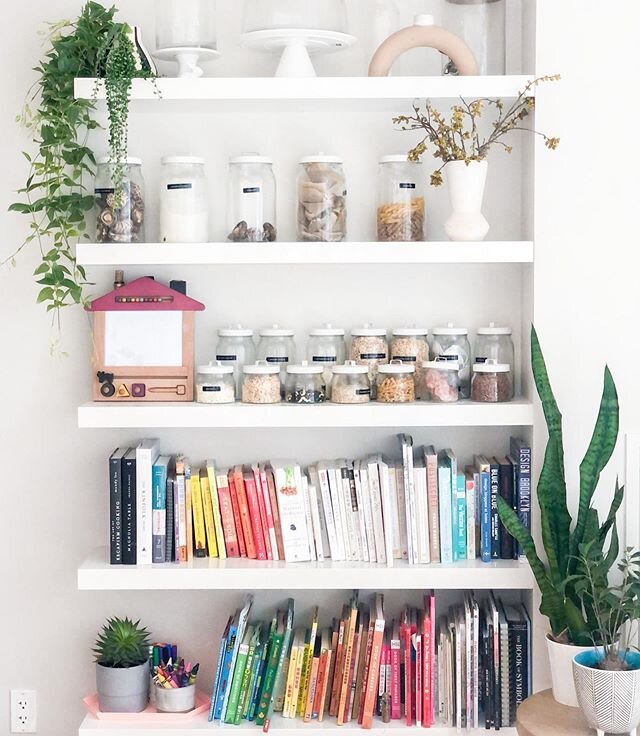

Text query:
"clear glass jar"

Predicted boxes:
[[242, 362, 282, 404], [227, 154, 277, 242], [376, 361, 416, 403], [377, 157, 426, 242], [390, 327, 430, 366], [475, 323, 515, 371], [442, 0, 506, 76], [307, 324, 346, 398], [285, 361, 327, 404], [159, 156, 208, 243], [297, 155, 347, 242], [156, 0, 217, 50], [350, 325, 388, 399], [196, 361, 236, 404], [331, 362, 371, 404], [431, 324, 471, 399], [471, 360, 513, 403], [216, 325, 256, 397], [242, 0, 348, 33], [417, 360, 460, 402], [257, 326, 295, 367], [95, 157, 145, 243]]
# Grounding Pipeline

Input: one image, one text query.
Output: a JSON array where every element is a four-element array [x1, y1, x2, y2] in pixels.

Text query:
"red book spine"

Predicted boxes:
[[264, 468, 285, 561], [252, 467, 273, 560], [429, 595, 436, 726], [217, 476, 240, 558], [422, 611, 431, 728], [227, 473, 247, 557], [390, 637, 401, 719], [358, 620, 375, 724], [402, 624, 413, 726], [244, 473, 267, 560], [415, 634, 422, 727], [232, 468, 255, 559], [361, 620, 384, 729]]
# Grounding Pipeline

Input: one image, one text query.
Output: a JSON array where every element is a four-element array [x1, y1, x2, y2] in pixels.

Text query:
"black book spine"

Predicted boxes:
[[483, 621, 493, 729], [489, 463, 500, 559], [511, 623, 528, 715], [499, 461, 515, 560], [165, 476, 175, 562], [516, 443, 532, 559], [122, 454, 137, 565], [109, 452, 123, 565]]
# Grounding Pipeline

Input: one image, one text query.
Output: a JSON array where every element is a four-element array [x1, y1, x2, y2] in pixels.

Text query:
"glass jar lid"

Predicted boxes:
[[198, 361, 234, 375], [161, 155, 205, 166], [230, 153, 273, 165], [219, 324, 254, 338], [392, 327, 429, 336], [477, 322, 513, 336], [473, 359, 511, 373], [332, 361, 369, 375], [309, 323, 345, 337], [259, 325, 295, 338], [243, 361, 281, 375], [351, 324, 386, 337], [422, 360, 459, 372], [97, 156, 142, 166], [433, 322, 468, 336], [287, 360, 324, 375], [300, 153, 343, 164], [378, 360, 416, 375], [379, 155, 421, 164]]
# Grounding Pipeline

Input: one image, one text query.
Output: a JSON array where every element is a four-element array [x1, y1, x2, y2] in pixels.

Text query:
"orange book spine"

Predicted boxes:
[[253, 466, 273, 560], [337, 606, 358, 725], [244, 473, 267, 560], [329, 616, 347, 717], [313, 650, 328, 720], [362, 619, 385, 729], [232, 467, 256, 559], [358, 619, 375, 724], [304, 655, 320, 722], [216, 473, 239, 557], [228, 473, 247, 557]]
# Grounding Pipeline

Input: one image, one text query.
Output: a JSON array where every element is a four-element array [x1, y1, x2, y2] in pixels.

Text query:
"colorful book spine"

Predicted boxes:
[[185, 465, 194, 562], [510, 438, 532, 560], [165, 470, 175, 562], [498, 458, 515, 560], [465, 472, 476, 561], [151, 456, 169, 563], [233, 467, 257, 559], [228, 472, 247, 557], [453, 472, 467, 562], [253, 466, 273, 560], [109, 448, 126, 564], [209, 616, 232, 721], [176, 457, 187, 562], [200, 469, 218, 558], [226, 629, 252, 723], [213, 622, 238, 720], [490, 460, 501, 559], [390, 626, 401, 720], [362, 607, 385, 729], [216, 470, 239, 557], [476, 458, 492, 563], [136, 439, 159, 566], [206, 461, 226, 559], [190, 470, 208, 559], [245, 472, 267, 560]]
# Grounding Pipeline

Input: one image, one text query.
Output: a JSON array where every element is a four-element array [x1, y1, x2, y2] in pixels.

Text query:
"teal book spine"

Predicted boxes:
[[152, 459, 168, 563], [454, 472, 467, 561]]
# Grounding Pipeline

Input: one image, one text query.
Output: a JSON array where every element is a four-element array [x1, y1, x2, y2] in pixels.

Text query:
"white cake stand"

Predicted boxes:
[[242, 29, 356, 77], [153, 46, 221, 78]]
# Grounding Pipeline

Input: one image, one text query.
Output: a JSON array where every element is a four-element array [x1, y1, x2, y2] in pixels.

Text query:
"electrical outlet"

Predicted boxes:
[[10, 690, 37, 733]]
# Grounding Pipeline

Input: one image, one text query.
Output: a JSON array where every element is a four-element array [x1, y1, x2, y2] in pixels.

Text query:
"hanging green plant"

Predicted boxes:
[[7, 1, 154, 328]]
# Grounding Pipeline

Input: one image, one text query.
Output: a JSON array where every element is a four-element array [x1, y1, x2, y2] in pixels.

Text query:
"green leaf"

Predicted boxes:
[[36, 287, 54, 303]]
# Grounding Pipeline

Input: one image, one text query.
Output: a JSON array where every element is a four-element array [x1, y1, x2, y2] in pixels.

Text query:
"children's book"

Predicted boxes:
[[136, 439, 159, 565], [190, 469, 207, 558], [225, 624, 255, 724], [206, 460, 226, 559], [271, 462, 311, 562], [199, 468, 218, 558]]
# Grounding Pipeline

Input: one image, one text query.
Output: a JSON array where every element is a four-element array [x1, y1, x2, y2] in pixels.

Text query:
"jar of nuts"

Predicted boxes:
[[471, 360, 513, 403], [331, 361, 371, 404], [241, 362, 282, 404], [297, 155, 347, 242], [285, 361, 327, 404], [377, 156, 425, 242], [417, 360, 460, 402], [390, 327, 430, 366], [350, 325, 388, 399], [95, 157, 145, 243], [376, 361, 416, 403], [431, 324, 471, 399]]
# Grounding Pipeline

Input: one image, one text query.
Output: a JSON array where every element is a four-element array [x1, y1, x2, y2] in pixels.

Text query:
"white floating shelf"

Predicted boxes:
[[79, 713, 518, 735], [77, 400, 534, 430], [76, 242, 534, 267], [75, 75, 533, 109], [78, 548, 533, 591]]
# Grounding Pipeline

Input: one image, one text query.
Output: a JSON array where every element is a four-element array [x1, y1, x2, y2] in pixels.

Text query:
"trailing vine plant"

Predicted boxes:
[[7, 2, 153, 329]]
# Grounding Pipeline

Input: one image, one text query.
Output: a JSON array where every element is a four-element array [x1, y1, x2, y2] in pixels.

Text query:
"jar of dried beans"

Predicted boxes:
[[417, 360, 459, 402], [241, 362, 282, 404], [377, 156, 425, 242], [285, 361, 327, 404], [331, 361, 371, 404], [350, 325, 388, 399], [297, 155, 347, 242], [471, 360, 513, 403], [431, 324, 471, 399], [95, 157, 145, 243], [376, 361, 416, 403]]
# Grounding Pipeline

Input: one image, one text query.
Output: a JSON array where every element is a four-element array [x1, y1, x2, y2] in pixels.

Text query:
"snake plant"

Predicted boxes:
[[498, 326, 623, 646]]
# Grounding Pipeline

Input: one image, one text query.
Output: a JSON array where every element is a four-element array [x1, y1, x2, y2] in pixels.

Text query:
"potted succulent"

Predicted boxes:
[[572, 545, 640, 735], [94, 617, 151, 713], [498, 326, 623, 707], [394, 75, 560, 241]]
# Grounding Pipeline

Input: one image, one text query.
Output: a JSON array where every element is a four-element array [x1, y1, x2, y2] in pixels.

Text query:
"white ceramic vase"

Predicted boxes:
[[546, 634, 592, 707], [573, 649, 640, 736], [444, 159, 490, 242]]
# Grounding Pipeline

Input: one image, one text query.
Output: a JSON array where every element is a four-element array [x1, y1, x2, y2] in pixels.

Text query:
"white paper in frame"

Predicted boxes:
[[104, 311, 183, 367]]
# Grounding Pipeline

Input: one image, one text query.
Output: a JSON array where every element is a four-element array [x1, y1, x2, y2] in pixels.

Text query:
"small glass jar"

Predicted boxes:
[[307, 324, 346, 398], [471, 360, 513, 403], [350, 325, 388, 399], [376, 361, 416, 403], [417, 360, 460, 402], [285, 361, 327, 404], [196, 362, 236, 404], [431, 324, 471, 399], [257, 326, 296, 369], [475, 323, 515, 371], [227, 154, 277, 242], [242, 362, 282, 404], [95, 157, 145, 243], [442, 0, 506, 76], [297, 155, 347, 242], [390, 327, 430, 366], [159, 156, 208, 243], [377, 157, 426, 242], [331, 362, 371, 404], [215, 325, 256, 397]]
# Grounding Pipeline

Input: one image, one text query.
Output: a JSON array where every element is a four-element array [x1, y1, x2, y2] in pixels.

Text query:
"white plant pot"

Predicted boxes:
[[573, 649, 640, 735], [546, 634, 592, 707], [96, 662, 149, 713], [444, 159, 490, 242]]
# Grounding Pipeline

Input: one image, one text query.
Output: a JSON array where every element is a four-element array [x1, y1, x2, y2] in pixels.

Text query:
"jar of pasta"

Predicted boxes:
[[376, 361, 416, 403], [377, 156, 425, 241]]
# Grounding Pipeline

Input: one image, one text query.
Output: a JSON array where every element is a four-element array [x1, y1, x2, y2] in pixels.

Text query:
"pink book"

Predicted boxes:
[[227, 472, 247, 558], [252, 465, 273, 560], [259, 467, 279, 561], [424, 447, 440, 563], [244, 472, 267, 560], [216, 471, 240, 558], [390, 620, 402, 720], [414, 633, 422, 728], [429, 593, 436, 726], [422, 608, 430, 728]]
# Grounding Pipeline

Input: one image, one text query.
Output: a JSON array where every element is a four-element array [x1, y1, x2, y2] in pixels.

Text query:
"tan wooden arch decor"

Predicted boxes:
[[368, 15, 479, 77]]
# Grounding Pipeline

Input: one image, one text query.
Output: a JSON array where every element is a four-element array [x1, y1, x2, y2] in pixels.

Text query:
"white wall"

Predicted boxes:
[[1, 1, 639, 734]]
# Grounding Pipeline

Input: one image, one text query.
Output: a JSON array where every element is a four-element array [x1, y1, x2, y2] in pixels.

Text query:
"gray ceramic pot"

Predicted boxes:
[[96, 662, 149, 713]]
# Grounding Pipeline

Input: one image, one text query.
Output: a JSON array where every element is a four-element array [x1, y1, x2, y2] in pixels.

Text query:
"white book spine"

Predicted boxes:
[[300, 473, 317, 561], [377, 461, 393, 567], [395, 466, 408, 560], [136, 440, 159, 565], [357, 461, 377, 563], [327, 466, 348, 561], [367, 459, 386, 564], [308, 481, 325, 562], [403, 442, 418, 566], [438, 465, 454, 565], [340, 467, 359, 560], [317, 465, 341, 560], [352, 463, 370, 562], [387, 468, 401, 560], [274, 464, 311, 562]]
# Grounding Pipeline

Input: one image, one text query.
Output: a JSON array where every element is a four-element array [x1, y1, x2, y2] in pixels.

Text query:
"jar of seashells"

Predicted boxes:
[[297, 155, 347, 242], [94, 157, 146, 243]]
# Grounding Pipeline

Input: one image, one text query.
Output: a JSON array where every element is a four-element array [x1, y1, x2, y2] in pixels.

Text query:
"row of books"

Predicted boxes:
[[108, 435, 531, 566], [209, 591, 531, 731]]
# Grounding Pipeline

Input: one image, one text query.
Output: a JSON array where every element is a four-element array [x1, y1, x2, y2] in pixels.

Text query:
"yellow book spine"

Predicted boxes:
[[290, 643, 304, 720], [188, 473, 202, 559], [283, 646, 299, 718], [297, 643, 311, 717], [207, 462, 227, 560], [200, 472, 218, 557]]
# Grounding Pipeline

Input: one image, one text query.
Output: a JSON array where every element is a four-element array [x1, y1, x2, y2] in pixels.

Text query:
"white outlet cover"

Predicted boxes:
[[10, 690, 37, 733]]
